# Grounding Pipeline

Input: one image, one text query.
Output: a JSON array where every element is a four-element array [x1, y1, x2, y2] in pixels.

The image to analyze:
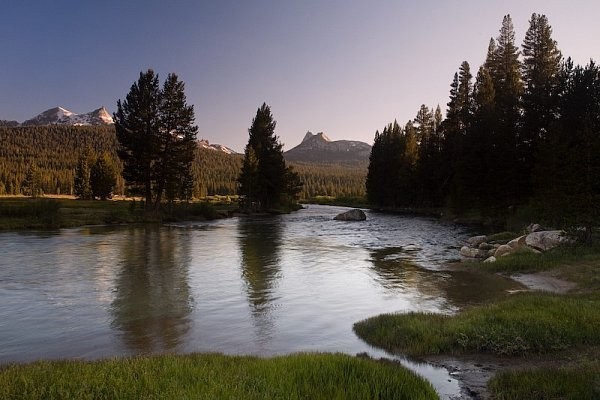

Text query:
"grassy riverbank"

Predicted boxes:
[[488, 359, 600, 400], [0, 197, 234, 230], [354, 242, 600, 398], [0, 353, 437, 400]]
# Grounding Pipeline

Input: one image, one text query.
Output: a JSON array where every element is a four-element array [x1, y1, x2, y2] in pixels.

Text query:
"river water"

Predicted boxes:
[[0, 205, 519, 398]]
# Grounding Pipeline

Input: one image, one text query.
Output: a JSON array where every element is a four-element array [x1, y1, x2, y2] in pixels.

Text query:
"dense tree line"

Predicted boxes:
[[0, 125, 123, 196], [367, 14, 600, 239], [0, 125, 364, 201], [292, 161, 366, 199], [192, 147, 366, 199]]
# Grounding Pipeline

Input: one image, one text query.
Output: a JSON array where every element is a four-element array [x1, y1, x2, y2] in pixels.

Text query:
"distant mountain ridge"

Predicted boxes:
[[19, 106, 114, 126], [198, 139, 237, 154], [284, 131, 371, 164]]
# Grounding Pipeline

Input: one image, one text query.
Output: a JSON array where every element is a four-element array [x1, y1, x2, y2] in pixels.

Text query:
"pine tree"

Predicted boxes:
[[472, 65, 497, 211], [74, 154, 93, 200], [23, 166, 43, 198], [520, 13, 562, 198], [114, 70, 198, 212], [90, 153, 117, 200], [415, 105, 438, 205], [158, 73, 198, 204], [114, 70, 160, 208], [488, 15, 523, 210], [238, 103, 300, 211], [534, 61, 600, 243], [366, 129, 384, 206], [457, 61, 474, 126], [443, 61, 474, 209]]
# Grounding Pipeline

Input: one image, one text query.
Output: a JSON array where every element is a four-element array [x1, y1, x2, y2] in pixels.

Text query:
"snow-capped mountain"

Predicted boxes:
[[284, 131, 371, 163], [198, 139, 237, 155], [21, 106, 113, 126]]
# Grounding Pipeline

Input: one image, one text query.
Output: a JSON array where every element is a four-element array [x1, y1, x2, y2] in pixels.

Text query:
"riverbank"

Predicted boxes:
[[0, 353, 437, 400], [0, 196, 236, 230], [354, 243, 600, 399]]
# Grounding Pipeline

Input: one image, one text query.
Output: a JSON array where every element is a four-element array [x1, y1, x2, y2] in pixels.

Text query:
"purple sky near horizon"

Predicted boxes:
[[1, 1, 599, 152]]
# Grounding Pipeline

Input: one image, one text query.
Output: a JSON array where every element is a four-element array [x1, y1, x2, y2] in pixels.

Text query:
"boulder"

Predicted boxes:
[[483, 256, 497, 263], [519, 246, 542, 255], [525, 230, 570, 251], [467, 235, 488, 247], [460, 246, 487, 258], [333, 209, 366, 221], [478, 242, 495, 250], [494, 244, 514, 257], [526, 223, 546, 233], [507, 235, 527, 249]]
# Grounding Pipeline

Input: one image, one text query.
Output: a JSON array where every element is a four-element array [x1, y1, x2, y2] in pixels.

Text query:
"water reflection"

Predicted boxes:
[[238, 217, 283, 314], [238, 217, 283, 344], [368, 247, 521, 311], [110, 226, 193, 353], [369, 247, 451, 311]]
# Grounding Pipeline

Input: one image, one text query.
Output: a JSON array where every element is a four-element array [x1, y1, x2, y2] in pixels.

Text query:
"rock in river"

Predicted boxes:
[[334, 209, 367, 221]]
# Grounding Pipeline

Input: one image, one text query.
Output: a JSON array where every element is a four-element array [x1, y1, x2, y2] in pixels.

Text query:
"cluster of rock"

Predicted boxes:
[[460, 224, 572, 263]]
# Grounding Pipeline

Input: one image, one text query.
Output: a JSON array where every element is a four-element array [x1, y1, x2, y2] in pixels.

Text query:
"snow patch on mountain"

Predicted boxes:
[[198, 139, 237, 155], [21, 106, 114, 126]]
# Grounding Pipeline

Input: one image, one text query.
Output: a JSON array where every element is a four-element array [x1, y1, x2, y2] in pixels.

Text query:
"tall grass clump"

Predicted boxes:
[[488, 361, 600, 400], [0, 353, 438, 400], [354, 292, 600, 357], [0, 199, 61, 228]]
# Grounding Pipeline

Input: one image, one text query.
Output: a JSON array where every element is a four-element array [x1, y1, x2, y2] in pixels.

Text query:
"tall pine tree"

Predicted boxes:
[[114, 70, 198, 212], [520, 13, 562, 198], [488, 15, 523, 211], [238, 103, 301, 211]]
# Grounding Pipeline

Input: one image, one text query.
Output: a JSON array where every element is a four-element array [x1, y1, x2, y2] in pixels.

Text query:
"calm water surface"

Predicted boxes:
[[0, 205, 519, 398]]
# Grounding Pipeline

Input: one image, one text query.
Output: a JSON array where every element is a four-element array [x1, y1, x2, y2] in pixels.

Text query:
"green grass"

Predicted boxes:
[[356, 242, 600, 394], [0, 353, 438, 400], [354, 292, 600, 357], [488, 361, 600, 400], [0, 197, 233, 230]]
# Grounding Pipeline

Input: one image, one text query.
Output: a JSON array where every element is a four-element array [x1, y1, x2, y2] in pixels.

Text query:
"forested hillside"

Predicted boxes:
[[0, 126, 122, 195], [193, 148, 366, 199], [0, 126, 366, 200]]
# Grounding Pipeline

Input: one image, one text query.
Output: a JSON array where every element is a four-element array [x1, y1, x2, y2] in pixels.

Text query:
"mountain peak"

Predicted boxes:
[[302, 131, 331, 143], [21, 106, 113, 126], [198, 139, 237, 155], [285, 132, 371, 164]]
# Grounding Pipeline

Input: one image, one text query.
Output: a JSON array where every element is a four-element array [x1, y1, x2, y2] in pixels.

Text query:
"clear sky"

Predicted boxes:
[[1, 0, 598, 152]]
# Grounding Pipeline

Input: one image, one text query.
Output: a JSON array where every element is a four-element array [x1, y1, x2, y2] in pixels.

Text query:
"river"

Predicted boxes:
[[0, 205, 520, 399]]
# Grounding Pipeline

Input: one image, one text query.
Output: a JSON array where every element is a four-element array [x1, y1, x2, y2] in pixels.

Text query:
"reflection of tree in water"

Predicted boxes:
[[369, 247, 520, 310], [110, 226, 193, 353], [238, 217, 282, 316]]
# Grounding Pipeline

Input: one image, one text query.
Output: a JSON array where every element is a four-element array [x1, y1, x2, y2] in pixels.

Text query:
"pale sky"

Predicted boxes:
[[1, 0, 598, 151]]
